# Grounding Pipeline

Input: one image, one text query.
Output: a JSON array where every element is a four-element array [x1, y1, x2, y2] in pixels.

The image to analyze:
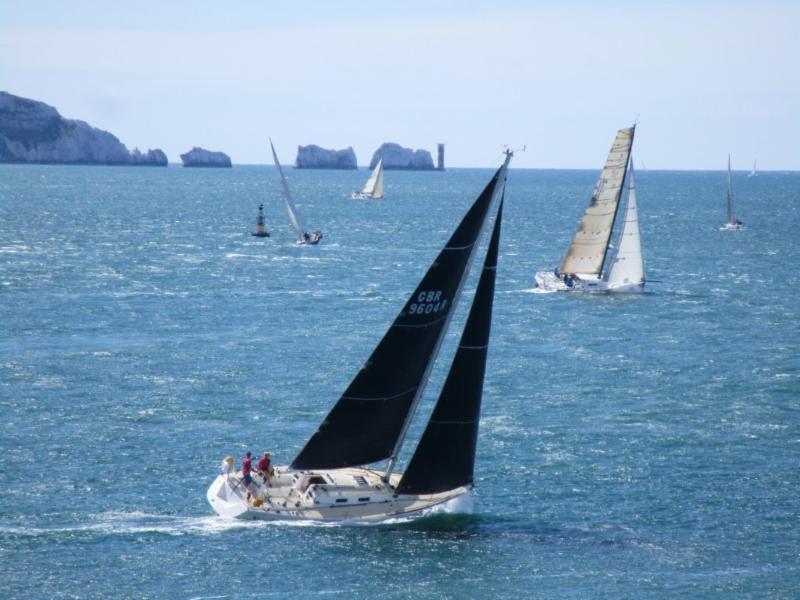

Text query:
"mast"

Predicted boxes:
[[291, 152, 511, 472], [727, 154, 735, 225], [269, 138, 305, 242]]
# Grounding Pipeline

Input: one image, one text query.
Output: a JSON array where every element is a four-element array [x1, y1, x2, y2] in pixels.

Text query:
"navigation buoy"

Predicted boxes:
[[251, 203, 270, 237]]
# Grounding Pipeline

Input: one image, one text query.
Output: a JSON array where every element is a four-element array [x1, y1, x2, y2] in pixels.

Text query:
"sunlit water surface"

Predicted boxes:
[[1, 164, 798, 598]]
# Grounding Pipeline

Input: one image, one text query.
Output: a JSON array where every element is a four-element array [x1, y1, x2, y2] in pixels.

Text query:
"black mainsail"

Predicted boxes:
[[291, 158, 510, 470], [397, 197, 503, 495]]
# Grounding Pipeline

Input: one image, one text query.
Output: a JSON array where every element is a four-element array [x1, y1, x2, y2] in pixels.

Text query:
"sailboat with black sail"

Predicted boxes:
[[207, 152, 512, 522], [269, 139, 322, 245], [534, 125, 645, 292]]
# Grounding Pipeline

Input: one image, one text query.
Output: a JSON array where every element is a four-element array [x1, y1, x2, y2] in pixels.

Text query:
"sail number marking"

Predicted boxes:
[[408, 290, 448, 316]]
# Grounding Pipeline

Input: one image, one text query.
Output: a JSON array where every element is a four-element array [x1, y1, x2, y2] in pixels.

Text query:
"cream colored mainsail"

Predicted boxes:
[[560, 126, 635, 276]]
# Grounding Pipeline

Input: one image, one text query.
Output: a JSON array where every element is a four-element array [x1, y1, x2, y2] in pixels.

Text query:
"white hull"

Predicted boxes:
[[207, 466, 470, 523], [351, 192, 380, 200], [534, 270, 643, 293], [721, 222, 744, 231]]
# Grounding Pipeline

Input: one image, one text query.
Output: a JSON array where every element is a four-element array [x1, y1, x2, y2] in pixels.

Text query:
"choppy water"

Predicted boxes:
[[1, 163, 798, 598]]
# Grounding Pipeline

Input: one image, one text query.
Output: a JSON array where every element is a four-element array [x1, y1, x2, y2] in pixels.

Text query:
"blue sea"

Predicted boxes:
[[1, 163, 798, 598]]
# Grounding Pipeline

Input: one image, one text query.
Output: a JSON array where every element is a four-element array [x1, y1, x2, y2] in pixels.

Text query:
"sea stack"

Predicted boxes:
[[180, 147, 232, 168], [294, 145, 357, 169], [0, 91, 167, 166], [368, 143, 434, 170]]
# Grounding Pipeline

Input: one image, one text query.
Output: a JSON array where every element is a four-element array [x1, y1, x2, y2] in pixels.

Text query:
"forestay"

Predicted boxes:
[[560, 126, 635, 276]]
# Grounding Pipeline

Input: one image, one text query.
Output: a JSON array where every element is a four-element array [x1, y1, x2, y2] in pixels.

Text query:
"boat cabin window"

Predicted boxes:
[[335, 498, 348, 503]]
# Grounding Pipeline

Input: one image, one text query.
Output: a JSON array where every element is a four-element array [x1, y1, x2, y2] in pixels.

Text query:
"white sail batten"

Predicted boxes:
[[560, 126, 635, 276], [604, 161, 643, 288], [269, 139, 305, 242]]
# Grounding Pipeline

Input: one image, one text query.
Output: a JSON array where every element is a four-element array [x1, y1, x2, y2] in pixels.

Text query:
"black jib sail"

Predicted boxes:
[[291, 159, 509, 470], [396, 197, 503, 495]]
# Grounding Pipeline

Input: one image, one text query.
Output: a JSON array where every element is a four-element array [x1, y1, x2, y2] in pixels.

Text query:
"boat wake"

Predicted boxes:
[[532, 271, 567, 293], [0, 511, 295, 538]]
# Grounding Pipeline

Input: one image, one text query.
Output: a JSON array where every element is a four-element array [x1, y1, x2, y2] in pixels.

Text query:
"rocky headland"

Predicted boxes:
[[295, 144, 357, 169], [369, 143, 434, 170], [180, 147, 232, 168], [0, 91, 167, 166]]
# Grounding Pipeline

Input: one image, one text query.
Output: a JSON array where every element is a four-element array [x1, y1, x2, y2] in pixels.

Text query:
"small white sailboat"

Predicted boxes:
[[748, 159, 757, 177], [269, 139, 322, 245], [352, 158, 384, 199], [534, 125, 645, 293], [723, 154, 744, 230], [207, 151, 513, 523], [250, 203, 270, 237]]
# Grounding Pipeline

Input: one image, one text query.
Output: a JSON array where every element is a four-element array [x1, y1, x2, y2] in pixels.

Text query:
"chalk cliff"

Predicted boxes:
[[295, 144, 357, 169], [180, 147, 232, 168], [0, 91, 167, 166], [369, 143, 434, 170]]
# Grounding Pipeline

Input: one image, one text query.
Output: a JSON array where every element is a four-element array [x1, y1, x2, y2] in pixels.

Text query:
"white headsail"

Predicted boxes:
[[604, 161, 644, 289], [560, 126, 635, 276], [269, 138, 305, 242], [361, 158, 384, 199]]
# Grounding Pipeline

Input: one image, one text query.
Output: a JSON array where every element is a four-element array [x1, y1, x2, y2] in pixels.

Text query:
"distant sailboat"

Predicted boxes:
[[269, 139, 322, 245], [352, 158, 384, 199], [748, 159, 757, 177], [723, 154, 744, 230], [534, 125, 645, 293], [251, 203, 270, 237], [207, 151, 513, 522]]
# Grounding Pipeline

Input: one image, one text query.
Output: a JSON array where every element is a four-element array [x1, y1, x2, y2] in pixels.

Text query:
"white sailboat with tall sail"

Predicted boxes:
[[723, 154, 744, 230], [748, 159, 757, 177], [534, 125, 645, 293], [269, 139, 322, 245], [207, 151, 512, 522], [352, 158, 384, 199]]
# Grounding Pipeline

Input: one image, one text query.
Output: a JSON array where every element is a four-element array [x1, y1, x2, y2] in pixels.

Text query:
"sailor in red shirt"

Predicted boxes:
[[241, 451, 253, 486], [256, 452, 273, 485]]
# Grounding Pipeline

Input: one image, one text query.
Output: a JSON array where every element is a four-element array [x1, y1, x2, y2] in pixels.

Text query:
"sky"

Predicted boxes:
[[1, 1, 798, 169]]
